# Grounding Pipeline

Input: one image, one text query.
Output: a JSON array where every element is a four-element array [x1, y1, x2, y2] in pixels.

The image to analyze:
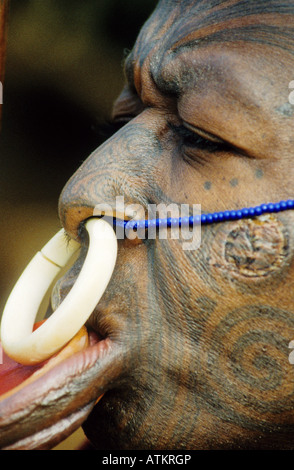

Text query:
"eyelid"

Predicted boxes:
[[183, 122, 226, 144]]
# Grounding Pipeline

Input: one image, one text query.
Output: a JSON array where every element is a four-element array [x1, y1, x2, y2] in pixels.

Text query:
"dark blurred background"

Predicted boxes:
[[0, 0, 158, 449]]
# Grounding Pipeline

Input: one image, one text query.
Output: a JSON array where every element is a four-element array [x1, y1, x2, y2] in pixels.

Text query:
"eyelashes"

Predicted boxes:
[[169, 123, 230, 153]]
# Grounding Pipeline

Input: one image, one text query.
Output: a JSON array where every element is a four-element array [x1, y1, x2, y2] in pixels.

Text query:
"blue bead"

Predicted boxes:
[[182, 217, 189, 227], [133, 198, 294, 235], [255, 207, 262, 216], [193, 217, 199, 226], [115, 220, 124, 228], [261, 204, 268, 212], [126, 220, 136, 230], [162, 218, 168, 228]]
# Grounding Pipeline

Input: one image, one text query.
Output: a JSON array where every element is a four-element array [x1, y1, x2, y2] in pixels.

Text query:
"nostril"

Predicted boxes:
[[58, 176, 149, 244], [58, 204, 95, 241]]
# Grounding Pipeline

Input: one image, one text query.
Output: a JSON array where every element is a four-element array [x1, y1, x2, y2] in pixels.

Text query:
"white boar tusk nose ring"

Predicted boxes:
[[0, 218, 117, 365]]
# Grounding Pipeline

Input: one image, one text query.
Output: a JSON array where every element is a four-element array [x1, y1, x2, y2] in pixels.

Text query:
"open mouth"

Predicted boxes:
[[0, 325, 123, 450], [0, 218, 123, 450]]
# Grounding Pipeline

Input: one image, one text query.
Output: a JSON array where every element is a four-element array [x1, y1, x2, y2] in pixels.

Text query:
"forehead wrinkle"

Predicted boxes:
[[173, 0, 294, 40], [152, 1, 294, 70], [169, 1, 294, 56], [151, 0, 294, 58], [124, 0, 294, 100], [149, 22, 294, 100]]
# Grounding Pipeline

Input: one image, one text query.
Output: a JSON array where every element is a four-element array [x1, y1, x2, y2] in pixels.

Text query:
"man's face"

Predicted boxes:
[[56, 0, 294, 449]]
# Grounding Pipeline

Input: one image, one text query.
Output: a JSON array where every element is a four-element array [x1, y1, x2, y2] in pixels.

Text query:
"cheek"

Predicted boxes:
[[150, 229, 223, 328]]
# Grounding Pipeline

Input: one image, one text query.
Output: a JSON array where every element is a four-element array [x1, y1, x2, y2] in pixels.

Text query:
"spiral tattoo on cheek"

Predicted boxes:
[[196, 214, 294, 436], [199, 304, 294, 434]]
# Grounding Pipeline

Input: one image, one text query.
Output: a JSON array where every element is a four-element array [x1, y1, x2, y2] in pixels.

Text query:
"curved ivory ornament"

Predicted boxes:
[[0, 218, 117, 365]]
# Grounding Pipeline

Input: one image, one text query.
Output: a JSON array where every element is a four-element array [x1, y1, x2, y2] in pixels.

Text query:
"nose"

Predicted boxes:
[[58, 110, 166, 240]]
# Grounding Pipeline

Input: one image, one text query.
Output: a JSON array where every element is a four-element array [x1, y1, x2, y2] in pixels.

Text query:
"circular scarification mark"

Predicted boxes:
[[224, 215, 289, 278]]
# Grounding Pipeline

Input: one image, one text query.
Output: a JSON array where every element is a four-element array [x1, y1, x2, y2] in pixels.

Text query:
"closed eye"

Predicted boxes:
[[171, 122, 231, 153]]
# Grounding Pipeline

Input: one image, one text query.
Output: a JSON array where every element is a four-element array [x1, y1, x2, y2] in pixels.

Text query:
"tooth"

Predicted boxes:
[[0, 219, 117, 365]]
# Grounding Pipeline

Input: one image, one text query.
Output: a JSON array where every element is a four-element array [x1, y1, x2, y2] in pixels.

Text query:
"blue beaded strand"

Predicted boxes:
[[195, 199, 294, 226], [117, 199, 294, 231]]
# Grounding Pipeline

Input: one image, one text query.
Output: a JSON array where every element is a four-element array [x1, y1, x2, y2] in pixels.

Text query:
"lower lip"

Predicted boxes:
[[0, 326, 109, 400], [0, 324, 119, 449]]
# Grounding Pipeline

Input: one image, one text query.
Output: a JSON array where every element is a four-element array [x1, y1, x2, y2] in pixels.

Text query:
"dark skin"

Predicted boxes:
[[55, 0, 294, 450], [1, 0, 294, 450]]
